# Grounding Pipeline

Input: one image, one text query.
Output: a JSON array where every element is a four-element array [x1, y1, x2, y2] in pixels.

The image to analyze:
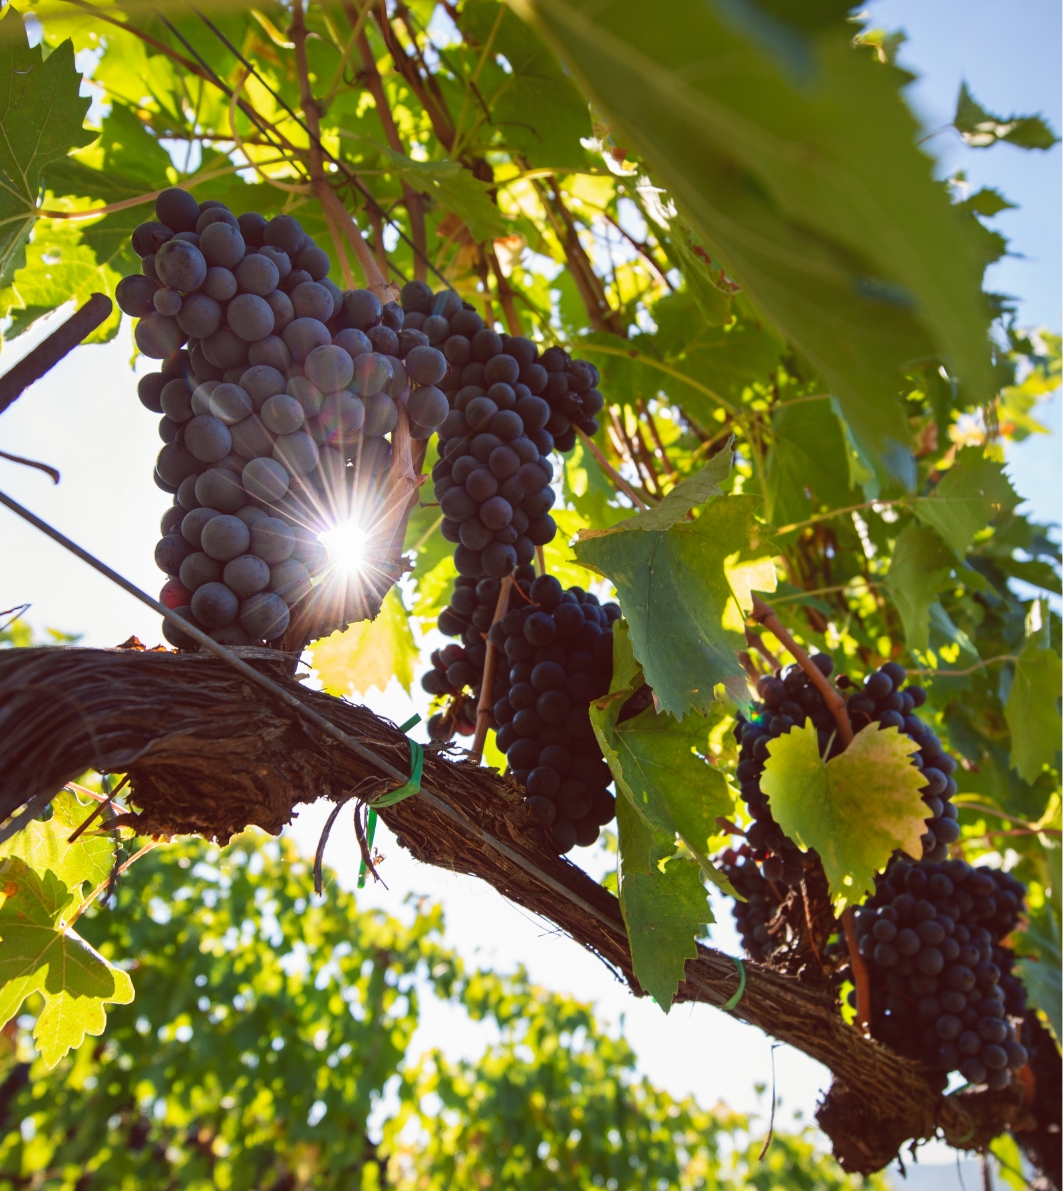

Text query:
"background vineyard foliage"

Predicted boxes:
[[0, 836, 887, 1191], [0, 0, 1057, 1167]]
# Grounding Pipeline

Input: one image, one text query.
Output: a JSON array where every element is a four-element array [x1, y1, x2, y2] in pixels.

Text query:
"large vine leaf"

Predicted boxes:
[[616, 796, 710, 1010], [307, 589, 418, 699], [462, 0, 592, 168], [509, 0, 993, 478], [0, 856, 134, 1068], [591, 622, 734, 885], [0, 6, 93, 288], [885, 522, 956, 652], [1005, 640, 1062, 784], [760, 722, 927, 910], [382, 148, 508, 243], [912, 448, 1020, 558], [574, 494, 774, 718]]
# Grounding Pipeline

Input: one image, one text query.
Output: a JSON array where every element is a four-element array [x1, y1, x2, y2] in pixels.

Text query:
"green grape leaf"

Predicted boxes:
[[760, 722, 927, 910], [583, 309, 782, 429], [1014, 904, 1062, 1045], [574, 495, 773, 718], [591, 621, 735, 889], [0, 7, 93, 287], [0, 857, 134, 1068], [510, 0, 994, 479], [307, 588, 417, 698], [1004, 641, 1062, 784], [43, 101, 174, 205], [383, 149, 507, 243], [0, 788, 112, 898], [0, 216, 126, 342], [885, 522, 955, 652], [616, 795, 710, 1010], [954, 82, 1060, 151], [912, 448, 1020, 557], [607, 440, 733, 533], [462, 0, 592, 168], [764, 398, 857, 529]]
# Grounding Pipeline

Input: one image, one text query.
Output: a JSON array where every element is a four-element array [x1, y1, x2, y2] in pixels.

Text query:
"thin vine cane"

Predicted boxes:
[[749, 594, 852, 747]]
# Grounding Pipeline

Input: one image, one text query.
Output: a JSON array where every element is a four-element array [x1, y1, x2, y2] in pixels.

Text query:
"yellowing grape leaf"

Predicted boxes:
[[592, 622, 734, 891], [1005, 640, 1063, 784], [616, 795, 710, 1010], [0, 857, 134, 1068], [912, 448, 1019, 557], [307, 589, 417, 698], [760, 722, 927, 910]]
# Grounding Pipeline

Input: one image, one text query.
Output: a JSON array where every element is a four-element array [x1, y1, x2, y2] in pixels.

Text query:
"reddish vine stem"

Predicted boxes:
[[575, 428, 651, 511], [471, 576, 513, 757], [750, 595, 852, 748], [487, 246, 522, 335], [744, 628, 782, 674], [353, 23, 428, 279], [842, 906, 871, 1031]]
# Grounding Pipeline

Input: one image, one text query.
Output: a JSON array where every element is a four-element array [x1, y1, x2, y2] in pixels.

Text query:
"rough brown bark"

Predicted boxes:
[[0, 645, 1042, 1176]]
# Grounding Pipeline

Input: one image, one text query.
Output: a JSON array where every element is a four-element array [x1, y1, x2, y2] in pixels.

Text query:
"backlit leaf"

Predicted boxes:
[[307, 589, 417, 698], [0, 7, 93, 287], [0, 857, 134, 1068], [760, 722, 927, 910], [0, 788, 112, 897]]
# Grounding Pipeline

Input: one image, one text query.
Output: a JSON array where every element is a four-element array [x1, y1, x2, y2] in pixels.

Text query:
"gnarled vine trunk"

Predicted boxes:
[[0, 645, 1056, 1182]]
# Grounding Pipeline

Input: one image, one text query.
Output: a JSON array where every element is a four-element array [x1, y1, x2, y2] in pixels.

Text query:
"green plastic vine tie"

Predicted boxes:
[[720, 956, 746, 1012], [358, 715, 422, 888]]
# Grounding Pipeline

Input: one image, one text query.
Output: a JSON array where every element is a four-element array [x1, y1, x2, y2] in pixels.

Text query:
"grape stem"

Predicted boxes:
[[749, 595, 853, 749], [574, 428, 651, 511], [714, 815, 747, 837], [842, 906, 871, 1033], [744, 628, 782, 674], [471, 576, 514, 759]]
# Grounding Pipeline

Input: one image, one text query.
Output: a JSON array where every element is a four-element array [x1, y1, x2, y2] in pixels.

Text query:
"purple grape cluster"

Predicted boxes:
[[121, 189, 451, 646], [853, 856, 1028, 1090], [491, 574, 618, 853], [413, 293, 604, 580], [718, 847, 786, 962]]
